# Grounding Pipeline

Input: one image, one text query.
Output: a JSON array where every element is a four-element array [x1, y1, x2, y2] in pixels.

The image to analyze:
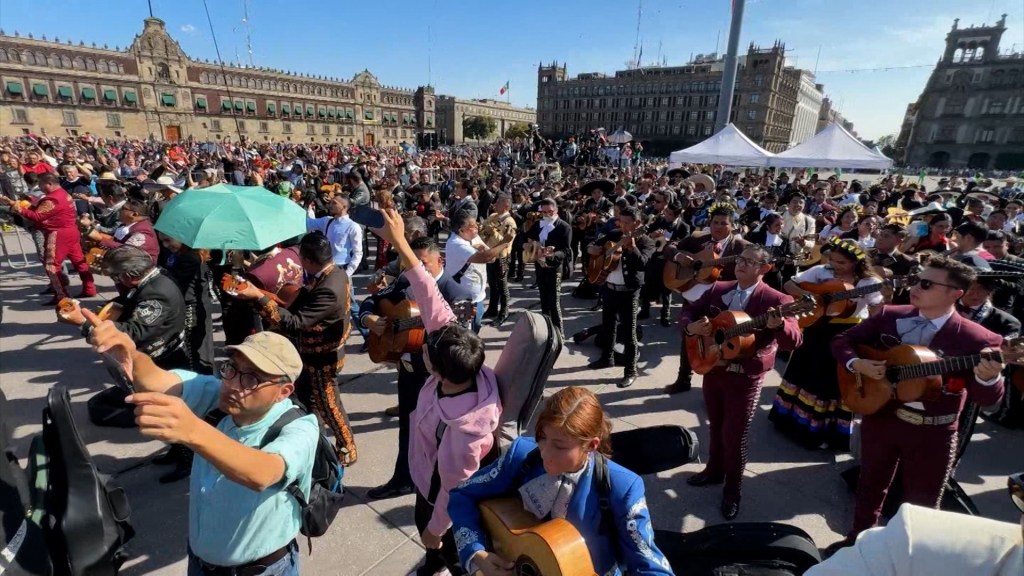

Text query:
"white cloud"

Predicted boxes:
[[180, 24, 196, 33]]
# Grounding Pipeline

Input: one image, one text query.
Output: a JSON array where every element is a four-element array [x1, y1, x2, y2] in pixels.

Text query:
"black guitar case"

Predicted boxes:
[[655, 523, 822, 576], [29, 386, 134, 576], [492, 311, 563, 445], [0, 388, 51, 576], [609, 425, 699, 476]]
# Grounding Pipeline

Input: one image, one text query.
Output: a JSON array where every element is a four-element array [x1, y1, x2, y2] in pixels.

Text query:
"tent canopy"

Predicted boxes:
[[770, 123, 893, 170], [668, 124, 774, 167]]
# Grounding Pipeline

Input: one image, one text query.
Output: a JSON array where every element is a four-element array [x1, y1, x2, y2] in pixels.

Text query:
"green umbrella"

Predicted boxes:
[[154, 184, 308, 250]]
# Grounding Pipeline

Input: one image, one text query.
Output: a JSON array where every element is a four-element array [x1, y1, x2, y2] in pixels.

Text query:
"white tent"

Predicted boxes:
[[770, 123, 894, 170], [668, 124, 774, 167]]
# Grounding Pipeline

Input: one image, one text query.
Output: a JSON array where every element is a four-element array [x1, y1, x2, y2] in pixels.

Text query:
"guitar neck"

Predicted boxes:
[[708, 255, 738, 267], [723, 314, 771, 339], [830, 280, 889, 302], [392, 316, 426, 332], [894, 351, 1004, 381]]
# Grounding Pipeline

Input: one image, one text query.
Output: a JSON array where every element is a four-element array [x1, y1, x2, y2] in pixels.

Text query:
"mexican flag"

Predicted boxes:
[[499, 81, 509, 95]]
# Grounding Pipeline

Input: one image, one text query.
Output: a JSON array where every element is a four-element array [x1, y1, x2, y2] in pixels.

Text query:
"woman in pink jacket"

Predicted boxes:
[[373, 208, 502, 576]]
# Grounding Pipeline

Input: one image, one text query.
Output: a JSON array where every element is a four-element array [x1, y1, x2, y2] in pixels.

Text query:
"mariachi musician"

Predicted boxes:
[[359, 236, 474, 501], [586, 205, 655, 389], [576, 180, 615, 266], [680, 245, 803, 520], [525, 198, 572, 335], [830, 256, 1006, 550], [666, 203, 750, 394], [80, 193, 160, 265], [744, 213, 792, 291], [480, 194, 518, 326], [641, 198, 690, 325], [870, 223, 920, 304]]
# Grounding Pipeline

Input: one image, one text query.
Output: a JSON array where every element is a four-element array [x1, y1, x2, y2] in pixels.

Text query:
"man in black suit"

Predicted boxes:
[[744, 213, 791, 291], [234, 232, 357, 466], [872, 223, 920, 304], [441, 179, 478, 227], [641, 200, 690, 325], [360, 237, 475, 500], [587, 205, 656, 388], [525, 198, 571, 335]]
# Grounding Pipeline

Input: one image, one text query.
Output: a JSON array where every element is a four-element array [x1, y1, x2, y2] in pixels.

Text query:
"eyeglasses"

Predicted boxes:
[[1009, 473, 1024, 514], [735, 256, 768, 267], [916, 278, 960, 291], [218, 361, 283, 391]]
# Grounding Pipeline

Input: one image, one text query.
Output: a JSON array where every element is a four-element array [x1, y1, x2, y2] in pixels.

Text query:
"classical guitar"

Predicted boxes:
[[479, 497, 598, 576], [686, 295, 815, 375], [367, 300, 476, 364], [796, 275, 917, 329], [220, 274, 301, 307], [85, 246, 108, 275], [661, 243, 737, 292], [56, 298, 122, 324], [837, 338, 1024, 415], [586, 223, 651, 285]]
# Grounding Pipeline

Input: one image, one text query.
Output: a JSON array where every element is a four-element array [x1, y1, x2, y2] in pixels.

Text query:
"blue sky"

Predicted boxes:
[[2, 0, 1022, 140]]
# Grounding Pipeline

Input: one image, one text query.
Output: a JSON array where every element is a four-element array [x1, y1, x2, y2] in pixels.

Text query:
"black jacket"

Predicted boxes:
[[111, 269, 186, 361], [591, 230, 656, 289], [961, 301, 1021, 340], [526, 218, 572, 269], [258, 264, 350, 364]]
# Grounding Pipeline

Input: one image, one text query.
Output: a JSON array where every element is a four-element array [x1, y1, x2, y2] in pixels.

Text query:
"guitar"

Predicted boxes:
[[479, 497, 598, 576], [56, 298, 122, 324], [796, 275, 917, 329], [220, 274, 301, 307], [661, 243, 737, 292], [686, 295, 815, 375], [85, 246, 108, 275], [837, 339, 1024, 415], [367, 299, 476, 364], [586, 223, 651, 285]]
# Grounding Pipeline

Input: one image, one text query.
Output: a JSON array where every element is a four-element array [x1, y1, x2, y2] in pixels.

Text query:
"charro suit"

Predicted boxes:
[[526, 218, 572, 332], [257, 264, 357, 464], [831, 305, 1004, 535], [680, 280, 803, 501]]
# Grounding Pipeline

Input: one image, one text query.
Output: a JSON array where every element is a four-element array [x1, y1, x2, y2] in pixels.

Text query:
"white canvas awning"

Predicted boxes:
[[770, 123, 894, 170], [668, 124, 774, 167]]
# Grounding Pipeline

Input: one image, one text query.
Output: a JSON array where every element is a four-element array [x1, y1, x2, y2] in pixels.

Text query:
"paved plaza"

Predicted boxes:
[[1, 229, 1020, 576]]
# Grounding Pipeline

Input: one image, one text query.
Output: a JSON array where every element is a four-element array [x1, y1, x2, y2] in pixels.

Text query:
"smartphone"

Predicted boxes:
[[349, 204, 385, 229], [912, 221, 929, 237]]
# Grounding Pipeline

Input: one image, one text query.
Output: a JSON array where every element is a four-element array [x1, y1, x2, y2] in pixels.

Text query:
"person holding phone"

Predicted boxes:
[[902, 214, 953, 255]]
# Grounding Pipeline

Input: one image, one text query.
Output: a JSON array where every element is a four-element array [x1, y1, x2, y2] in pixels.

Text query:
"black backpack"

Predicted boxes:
[[259, 407, 345, 552]]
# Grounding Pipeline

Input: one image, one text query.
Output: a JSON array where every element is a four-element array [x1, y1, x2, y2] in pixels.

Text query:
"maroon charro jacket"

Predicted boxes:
[[831, 304, 1004, 423], [679, 280, 803, 377]]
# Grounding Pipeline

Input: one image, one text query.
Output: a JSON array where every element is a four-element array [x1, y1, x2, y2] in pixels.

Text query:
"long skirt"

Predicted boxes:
[[768, 320, 855, 451]]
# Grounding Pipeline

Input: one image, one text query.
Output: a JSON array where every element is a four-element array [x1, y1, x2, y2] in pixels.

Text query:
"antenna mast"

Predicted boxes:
[[242, 0, 254, 66]]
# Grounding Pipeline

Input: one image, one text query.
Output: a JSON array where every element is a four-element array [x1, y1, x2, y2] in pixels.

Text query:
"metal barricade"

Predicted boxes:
[[1, 226, 35, 270]]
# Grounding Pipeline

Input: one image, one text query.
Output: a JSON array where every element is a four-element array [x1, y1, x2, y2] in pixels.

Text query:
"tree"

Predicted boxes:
[[504, 122, 532, 140], [876, 133, 898, 159], [462, 115, 497, 142]]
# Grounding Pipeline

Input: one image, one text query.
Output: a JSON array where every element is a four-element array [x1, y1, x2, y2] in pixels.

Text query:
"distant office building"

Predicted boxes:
[[789, 70, 823, 147], [434, 96, 536, 144], [902, 15, 1024, 169], [536, 42, 833, 153]]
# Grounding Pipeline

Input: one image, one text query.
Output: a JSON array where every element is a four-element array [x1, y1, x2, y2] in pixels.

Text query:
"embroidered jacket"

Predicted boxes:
[[448, 437, 673, 576]]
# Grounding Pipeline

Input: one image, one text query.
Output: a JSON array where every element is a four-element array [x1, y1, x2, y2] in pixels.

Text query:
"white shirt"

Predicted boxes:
[[307, 214, 363, 277], [764, 232, 783, 247], [538, 217, 557, 244], [444, 234, 487, 303], [725, 282, 759, 311]]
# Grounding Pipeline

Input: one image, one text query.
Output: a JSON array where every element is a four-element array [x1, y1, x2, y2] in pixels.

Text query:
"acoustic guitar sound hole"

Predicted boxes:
[[515, 556, 540, 576]]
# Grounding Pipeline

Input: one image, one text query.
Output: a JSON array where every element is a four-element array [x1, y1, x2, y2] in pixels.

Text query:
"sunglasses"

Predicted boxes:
[[1009, 473, 1024, 514], [916, 278, 960, 291]]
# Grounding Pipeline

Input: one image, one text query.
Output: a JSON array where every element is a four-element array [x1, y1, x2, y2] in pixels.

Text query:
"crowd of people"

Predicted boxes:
[[1, 130, 1023, 576]]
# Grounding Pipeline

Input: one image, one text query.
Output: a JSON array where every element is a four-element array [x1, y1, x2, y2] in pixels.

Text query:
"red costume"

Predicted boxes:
[[831, 305, 1004, 536], [679, 280, 803, 502], [14, 187, 95, 299]]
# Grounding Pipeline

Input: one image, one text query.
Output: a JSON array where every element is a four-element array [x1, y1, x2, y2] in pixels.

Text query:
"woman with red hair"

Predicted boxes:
[[448, 387, 672, 576]]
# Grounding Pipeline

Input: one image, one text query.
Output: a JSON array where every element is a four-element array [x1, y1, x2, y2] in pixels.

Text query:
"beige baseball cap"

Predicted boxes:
[[225, 332, 303, 382]]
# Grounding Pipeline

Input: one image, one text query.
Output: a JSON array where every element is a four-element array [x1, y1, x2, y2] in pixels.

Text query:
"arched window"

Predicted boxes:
[[98, 60, 109, 73], [48, 53, 60, 67], [61, 55, 72, 68], [156, 63, 170, 80], [0, 51, 6, 63], [19, 51, 31, 64], [34, 52, 46, 66], [247, 78, 255, 89], [73, 56, 84, 69], [85, 58, 96, 71]]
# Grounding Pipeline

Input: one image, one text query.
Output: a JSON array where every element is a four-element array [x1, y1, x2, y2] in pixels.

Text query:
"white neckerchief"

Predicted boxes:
[[519, 454, 590, 520]]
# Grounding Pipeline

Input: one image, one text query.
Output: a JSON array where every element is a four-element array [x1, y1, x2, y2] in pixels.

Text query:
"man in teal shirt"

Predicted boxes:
[[84, 311, 318, 575]]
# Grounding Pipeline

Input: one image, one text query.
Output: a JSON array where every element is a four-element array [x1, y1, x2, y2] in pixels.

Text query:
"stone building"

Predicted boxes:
[[901, 15, 1024, 169], [536, 42, 815, 153], [816, 95, 855, 136], [0, 18, 437, 147], [434, 96, 536, 144], [789, 70, 823, 147]]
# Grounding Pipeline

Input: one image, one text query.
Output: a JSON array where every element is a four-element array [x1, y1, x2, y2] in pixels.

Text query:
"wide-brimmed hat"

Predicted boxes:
[[145, 175, 183, 194], [225, 331, 303, 383], [97, 172, 120, 182]]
